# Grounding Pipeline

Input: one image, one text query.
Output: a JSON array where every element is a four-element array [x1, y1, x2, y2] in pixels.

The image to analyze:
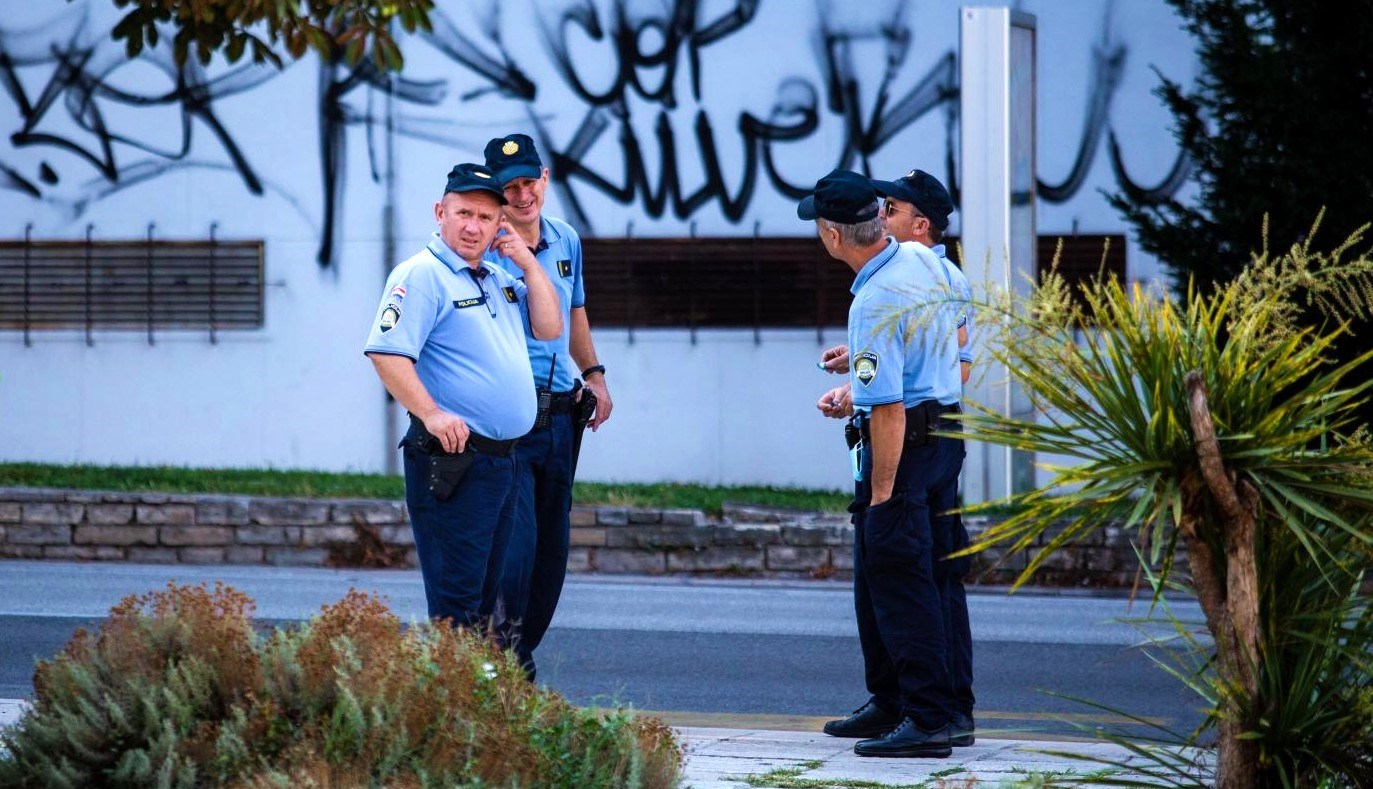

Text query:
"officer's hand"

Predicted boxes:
[[493, 219, 538, 271], [817, 385, 853, 419], [582, 376, 614, 430], [820, 344, 850, 373], [422, 410, 470, 454]]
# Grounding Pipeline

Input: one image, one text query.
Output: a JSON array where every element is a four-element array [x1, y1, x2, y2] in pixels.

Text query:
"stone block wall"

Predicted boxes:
[[0, 488, 1147, 586], [0, 488, 412, 567]]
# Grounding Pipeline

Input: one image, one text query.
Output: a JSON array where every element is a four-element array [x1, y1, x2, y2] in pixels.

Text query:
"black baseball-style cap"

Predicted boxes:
[[443, 163, 507, 203], [796, 169, 880, 224], [483, 133, 544, 184], [871, 169, 954, 231]]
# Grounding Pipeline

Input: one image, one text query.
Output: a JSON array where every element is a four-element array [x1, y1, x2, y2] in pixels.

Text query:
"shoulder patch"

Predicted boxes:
[[854, 351, 879, 387], [557, 259, 572, 278], [379, 304, 400, 332], [502, 285, 518, 303]]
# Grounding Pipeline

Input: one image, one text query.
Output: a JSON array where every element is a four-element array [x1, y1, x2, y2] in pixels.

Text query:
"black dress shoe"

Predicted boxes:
[[822, 700, 902, 738], [951, 711, 975, 747], [853, 717, 953, 759]]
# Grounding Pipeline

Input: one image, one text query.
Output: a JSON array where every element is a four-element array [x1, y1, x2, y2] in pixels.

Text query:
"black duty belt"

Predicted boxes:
[[464, 432, 520, 456], [851, 400, 961, 446], [406, 415, 519, 457]]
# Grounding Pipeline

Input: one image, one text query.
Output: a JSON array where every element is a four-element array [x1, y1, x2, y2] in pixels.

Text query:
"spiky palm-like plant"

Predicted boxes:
[[959, 224, 1373, 788]]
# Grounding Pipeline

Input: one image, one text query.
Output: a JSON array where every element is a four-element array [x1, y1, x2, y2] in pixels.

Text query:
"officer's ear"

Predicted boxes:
[[818, 220, 840, 251]]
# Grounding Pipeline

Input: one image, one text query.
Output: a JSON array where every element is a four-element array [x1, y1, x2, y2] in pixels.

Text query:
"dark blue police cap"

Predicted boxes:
[[797, 169, 880, 224], [871, 169, 954, 231], [483, 133, 544, 184], [444, 163, 507, 203]]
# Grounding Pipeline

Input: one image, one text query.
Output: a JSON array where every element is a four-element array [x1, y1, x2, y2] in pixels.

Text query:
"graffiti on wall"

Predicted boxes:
[[0, 0, 1189, 267]]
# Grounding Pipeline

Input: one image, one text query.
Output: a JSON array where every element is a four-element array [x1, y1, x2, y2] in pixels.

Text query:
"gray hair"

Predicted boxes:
[[819, 206, 885, 248]]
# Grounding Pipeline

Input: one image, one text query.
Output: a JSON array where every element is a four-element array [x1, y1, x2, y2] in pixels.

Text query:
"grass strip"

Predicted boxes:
[[0, 463, 850, 515]]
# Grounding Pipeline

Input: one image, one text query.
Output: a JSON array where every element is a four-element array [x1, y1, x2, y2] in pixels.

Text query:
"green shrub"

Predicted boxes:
[[0, 583, 682, 788]]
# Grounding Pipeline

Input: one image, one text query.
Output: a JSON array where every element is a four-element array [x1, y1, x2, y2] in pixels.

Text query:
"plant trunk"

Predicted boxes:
[[1185, 371, 1261, 789]]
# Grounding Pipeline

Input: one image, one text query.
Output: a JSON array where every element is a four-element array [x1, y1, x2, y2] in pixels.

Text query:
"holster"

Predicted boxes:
[[575, 387, 598, 428], [570, 384, 596, 482], [427, 451, 475, 502], [402, 417, 476, 502], [844, 419, 862, 450]]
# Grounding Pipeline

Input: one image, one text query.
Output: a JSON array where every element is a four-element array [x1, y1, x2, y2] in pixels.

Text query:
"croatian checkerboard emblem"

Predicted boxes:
[[855, 351, 879, 387]]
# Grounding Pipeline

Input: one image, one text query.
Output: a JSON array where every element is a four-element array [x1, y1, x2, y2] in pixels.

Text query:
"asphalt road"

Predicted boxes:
[[0, 562, 1210, 740]]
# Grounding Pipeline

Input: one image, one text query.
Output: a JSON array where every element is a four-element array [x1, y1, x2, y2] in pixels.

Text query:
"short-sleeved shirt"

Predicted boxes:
[[486, 215, 585, 391], [364, 233, 537, 439], [848, 239, 962, 411], [928, 243, 975, 366]]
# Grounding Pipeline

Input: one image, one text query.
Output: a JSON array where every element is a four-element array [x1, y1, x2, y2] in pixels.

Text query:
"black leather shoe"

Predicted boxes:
[[822, 700, 901, 738], [951, 711, 975, 747], [853, 717, 953, 758]]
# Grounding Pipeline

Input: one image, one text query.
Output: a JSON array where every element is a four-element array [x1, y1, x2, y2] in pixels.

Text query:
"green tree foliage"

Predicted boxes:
[[94, 0, 435, 72], [1110, 0, 1373, 286], [958, 228, 1373, 788], [1108, 0, 1373, 422], [0, 584, 683, 787]]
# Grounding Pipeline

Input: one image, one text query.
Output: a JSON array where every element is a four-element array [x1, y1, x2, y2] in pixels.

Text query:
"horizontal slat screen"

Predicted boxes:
[[1036, 234, 1127, 285], [0, 240, 264, 331], [580, 234, 1125, 329]]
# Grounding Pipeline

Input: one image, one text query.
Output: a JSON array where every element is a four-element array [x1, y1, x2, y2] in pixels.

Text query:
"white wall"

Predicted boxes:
[[0, 0, 1198, 489]]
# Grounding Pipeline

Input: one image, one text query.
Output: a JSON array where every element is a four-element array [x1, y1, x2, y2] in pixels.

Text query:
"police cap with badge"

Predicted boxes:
[[444, 162, 508, 202], [870, 168, 954, 231], [483, 133, 543, 185]]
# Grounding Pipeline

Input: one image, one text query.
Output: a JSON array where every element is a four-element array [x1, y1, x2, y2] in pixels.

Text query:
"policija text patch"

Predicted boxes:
[[854, 351, 879, 387]]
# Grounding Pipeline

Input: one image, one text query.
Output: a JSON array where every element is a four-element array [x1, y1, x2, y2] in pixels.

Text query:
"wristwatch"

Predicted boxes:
[[581, 364, 606, 379]]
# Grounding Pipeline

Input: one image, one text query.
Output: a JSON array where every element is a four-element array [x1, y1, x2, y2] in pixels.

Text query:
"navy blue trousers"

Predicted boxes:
[[935, 498, 976, 717], [403, 445, 517, 630], [500, 410, 575, 677], [852, 424, 965, 730]]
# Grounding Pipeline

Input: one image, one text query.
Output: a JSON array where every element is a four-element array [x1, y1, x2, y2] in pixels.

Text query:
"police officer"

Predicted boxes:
[[364, 162, 562, 631], [869, 168, 975, 743], [872, 169, 973, 382], [483, 133, 614, 679], [799, 169, 964, 758], [820, 169, 977, 743]]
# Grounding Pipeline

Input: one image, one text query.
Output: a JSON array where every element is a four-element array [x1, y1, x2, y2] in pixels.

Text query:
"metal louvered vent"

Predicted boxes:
[[578, 234, 1126, 333], [0, 233, 263, 343]]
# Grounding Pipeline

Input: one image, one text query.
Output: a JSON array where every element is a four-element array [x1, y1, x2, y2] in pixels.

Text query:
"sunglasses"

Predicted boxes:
[[883, 199, 926, 220]]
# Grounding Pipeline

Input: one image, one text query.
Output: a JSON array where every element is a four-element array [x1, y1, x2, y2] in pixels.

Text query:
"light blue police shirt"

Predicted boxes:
[[925, 242, 975, 366], [486, 215, 585, 391], [848, 239, 962, 410], [364, 233, 537, 440]]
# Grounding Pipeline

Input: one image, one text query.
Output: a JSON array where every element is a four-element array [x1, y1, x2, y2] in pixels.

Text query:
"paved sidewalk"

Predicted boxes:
[[678, 726, 1184, 787], [2, 699, 1195, 786]]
